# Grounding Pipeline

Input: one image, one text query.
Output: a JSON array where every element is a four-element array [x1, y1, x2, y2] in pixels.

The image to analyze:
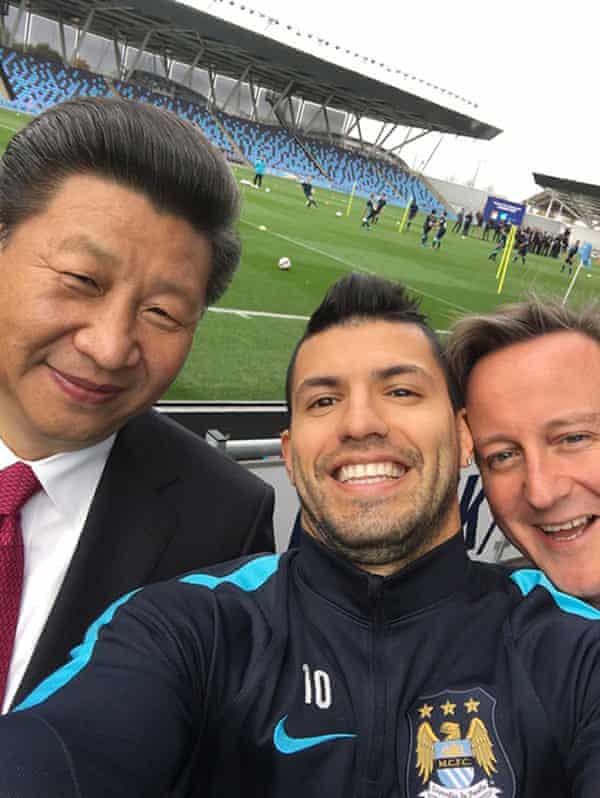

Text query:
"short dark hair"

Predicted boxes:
[[446, 294, 600, 406], [0, 97, 240, 305], [285, 273, 460, 421]]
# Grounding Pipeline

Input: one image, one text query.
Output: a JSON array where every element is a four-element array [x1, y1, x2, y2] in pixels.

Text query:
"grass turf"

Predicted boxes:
[[0, 108, 594, 400], [168, 165, 597, 400]]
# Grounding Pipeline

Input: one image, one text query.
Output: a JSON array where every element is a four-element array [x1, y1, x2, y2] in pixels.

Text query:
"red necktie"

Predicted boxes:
[[0, 462, 41, 704]]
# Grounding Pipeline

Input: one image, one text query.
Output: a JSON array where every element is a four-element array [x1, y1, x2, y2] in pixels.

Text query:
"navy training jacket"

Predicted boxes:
[[1, 532, 600, 797]]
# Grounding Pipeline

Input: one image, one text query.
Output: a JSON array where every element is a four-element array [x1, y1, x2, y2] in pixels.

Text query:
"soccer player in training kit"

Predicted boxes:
[[561, 240, 580, 274], [431, 212, 448, 249], [512, 233, 530, 265], [361, 193, 377, 228], [406, 198, 418, 230], [488, 226, 508, 261], [452, 207, 464, 232], [372, 192, 387, 224], [253, 156, 266, 187], [421, 209, 437, 246], [300, 177, 317, 208], [2, 274, 600, 797]]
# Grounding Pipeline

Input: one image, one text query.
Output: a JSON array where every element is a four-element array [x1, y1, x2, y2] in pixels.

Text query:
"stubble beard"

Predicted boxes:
[[295, 446, 461, 568]]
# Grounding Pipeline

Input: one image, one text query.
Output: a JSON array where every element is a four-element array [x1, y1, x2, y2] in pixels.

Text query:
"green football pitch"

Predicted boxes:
[[0, 107, 595, 401]]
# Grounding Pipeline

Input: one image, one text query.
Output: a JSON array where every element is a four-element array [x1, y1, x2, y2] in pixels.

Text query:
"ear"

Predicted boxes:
[[280, 428, 295, 485], [456, 409, 474, 468]]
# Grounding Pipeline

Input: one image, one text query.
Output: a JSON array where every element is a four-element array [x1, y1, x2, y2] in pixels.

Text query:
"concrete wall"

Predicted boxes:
[[426, 177, 489, 213]]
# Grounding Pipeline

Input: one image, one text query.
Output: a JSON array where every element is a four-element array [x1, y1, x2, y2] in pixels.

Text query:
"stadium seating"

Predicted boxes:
[[218, 113, 320, 178], [0, 45, 444, 211], [0, 47, 111, 112]]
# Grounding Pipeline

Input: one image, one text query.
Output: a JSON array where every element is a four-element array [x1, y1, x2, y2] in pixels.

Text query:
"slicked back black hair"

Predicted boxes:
[[0, 97, 240, 305], [285, 273, 460, 422]]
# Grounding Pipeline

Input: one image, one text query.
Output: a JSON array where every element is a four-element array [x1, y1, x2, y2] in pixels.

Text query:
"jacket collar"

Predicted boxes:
[[295, 530, 471, 621]]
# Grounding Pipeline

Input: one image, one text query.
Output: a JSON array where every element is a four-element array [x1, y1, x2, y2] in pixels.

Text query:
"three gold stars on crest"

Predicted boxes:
[[418, 697, 480, 719]]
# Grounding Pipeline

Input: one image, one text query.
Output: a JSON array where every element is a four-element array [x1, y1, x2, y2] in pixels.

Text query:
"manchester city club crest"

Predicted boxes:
[[406, 688, 515, 798]]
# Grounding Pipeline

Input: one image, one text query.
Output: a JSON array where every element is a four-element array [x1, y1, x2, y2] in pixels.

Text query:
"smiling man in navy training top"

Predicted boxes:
[[1, 274, 600, 797]]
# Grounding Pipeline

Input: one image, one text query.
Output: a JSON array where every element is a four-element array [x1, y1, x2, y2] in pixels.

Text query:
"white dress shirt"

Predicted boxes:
[[0, 434, 116, 713]]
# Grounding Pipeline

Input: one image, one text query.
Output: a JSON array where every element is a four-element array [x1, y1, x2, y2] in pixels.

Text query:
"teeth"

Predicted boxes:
[[337, 462, 404, 483], [539, 516, 593, 533]]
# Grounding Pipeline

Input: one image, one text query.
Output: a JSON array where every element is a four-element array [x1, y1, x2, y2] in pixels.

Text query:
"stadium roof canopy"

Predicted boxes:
[[529, 173, 600, 230], [27, 0, 502, 140]]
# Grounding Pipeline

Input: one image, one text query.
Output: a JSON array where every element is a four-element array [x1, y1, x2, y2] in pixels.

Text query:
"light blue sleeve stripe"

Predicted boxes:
[[14, 588, 141, 712], [14, 555, 281, 713], [511, 569, 600, 620], [179, 553, 281, 592]]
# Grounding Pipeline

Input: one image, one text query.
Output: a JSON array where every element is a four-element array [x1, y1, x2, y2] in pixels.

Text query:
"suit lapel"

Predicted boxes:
[[13, 413, 179, 706]]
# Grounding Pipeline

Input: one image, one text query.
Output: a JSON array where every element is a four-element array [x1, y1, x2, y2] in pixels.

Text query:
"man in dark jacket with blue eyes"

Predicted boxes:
[[0, 274, 600, 797]]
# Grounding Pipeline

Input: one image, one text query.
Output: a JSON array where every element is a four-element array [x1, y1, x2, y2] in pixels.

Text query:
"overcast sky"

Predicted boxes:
[[184, 0, 596, 201]]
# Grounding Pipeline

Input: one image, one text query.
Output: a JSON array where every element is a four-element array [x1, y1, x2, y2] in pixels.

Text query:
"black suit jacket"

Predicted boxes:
[[12, 410, 274, 706]]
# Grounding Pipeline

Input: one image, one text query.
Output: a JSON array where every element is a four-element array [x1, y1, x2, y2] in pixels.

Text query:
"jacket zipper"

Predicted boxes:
[[361, 575, 386, 798]]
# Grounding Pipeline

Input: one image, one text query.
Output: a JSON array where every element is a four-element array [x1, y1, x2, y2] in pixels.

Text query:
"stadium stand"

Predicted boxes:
[[0, 47, 111, 112], [0, 45, 444, 212]]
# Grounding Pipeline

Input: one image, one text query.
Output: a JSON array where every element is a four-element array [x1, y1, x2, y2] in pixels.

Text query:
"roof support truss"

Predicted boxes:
[[270, 79, 294, 117], [124, 27, 153, 80], [71, 7, 96, 65], [58, 17, 67, 61], [248, 76, 259, 121], [221, 64, 250, 113], [184, 43, 205, 88], [390, 128, 431, 152], [286, 94, 297, 130], [112, 34, 123, 75], [302, 93, 334, 136], [421, 134, 443, 173], [377, 123, 397, 149], [207, 66, 216, 109], [9, 0, 26, 46]]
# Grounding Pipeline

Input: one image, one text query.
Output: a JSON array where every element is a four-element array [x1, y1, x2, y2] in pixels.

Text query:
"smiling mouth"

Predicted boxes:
[[49, 366, 124, 405], [536, 515, 597, 542], [334, 461, 406, 485]]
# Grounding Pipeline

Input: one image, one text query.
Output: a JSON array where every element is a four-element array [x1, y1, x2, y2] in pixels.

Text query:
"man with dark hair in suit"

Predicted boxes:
[[0, 97, 274, 713]]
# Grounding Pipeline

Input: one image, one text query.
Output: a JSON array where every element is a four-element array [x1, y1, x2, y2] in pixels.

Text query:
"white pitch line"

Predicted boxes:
[[240, 218, 372, 273], [208, 306, 309, 321], [239, 218, 472, 314], [208, 305, 449, 334]]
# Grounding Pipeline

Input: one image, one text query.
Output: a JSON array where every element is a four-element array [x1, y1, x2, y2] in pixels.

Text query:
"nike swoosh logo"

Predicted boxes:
[[273, 715, 356, 754]]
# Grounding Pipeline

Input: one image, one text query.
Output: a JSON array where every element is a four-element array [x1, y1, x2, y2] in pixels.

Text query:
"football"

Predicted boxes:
[[278, 256, 292, 270]]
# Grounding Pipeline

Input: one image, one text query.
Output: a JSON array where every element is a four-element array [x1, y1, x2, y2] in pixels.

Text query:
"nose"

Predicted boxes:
[[523, 452, 572, 510], [338, 390, 388, 442], [73, 298, 141, 372]]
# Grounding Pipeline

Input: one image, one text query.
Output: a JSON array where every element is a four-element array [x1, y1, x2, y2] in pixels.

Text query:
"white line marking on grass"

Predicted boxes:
[[208, 306, 309, 321], [240, 218, 372, 273], [208, 305, 449, 335], [239, 218, 472, 314]]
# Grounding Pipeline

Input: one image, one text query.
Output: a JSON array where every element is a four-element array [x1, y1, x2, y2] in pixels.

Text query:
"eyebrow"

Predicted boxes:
[[295, 363, 432, 400], [545, 412, 600, 432], [473, 412, 600, 448], [59, 235, 118, 266]]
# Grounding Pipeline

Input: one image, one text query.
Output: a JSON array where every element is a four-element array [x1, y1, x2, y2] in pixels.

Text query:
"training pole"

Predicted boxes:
[[345, 181, 357, 217], [496, 225, 517, 294], [397, 200, 411, 233]]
